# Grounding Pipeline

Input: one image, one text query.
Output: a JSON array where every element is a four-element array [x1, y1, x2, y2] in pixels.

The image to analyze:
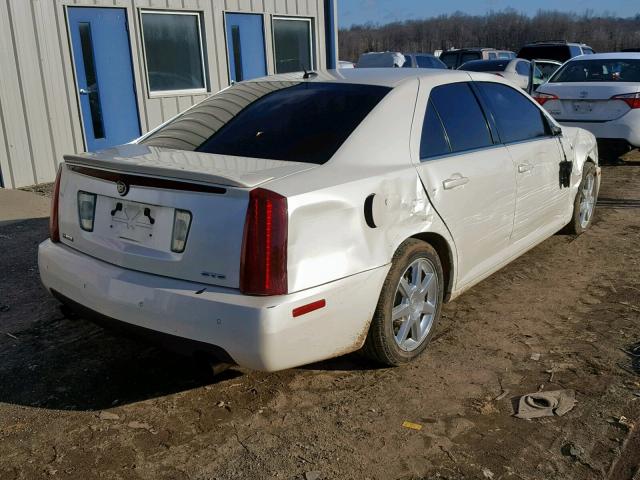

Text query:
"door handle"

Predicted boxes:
[[518, 163, 533, 173], [79, 86, 97, 95], [442, 175, 469, 190]]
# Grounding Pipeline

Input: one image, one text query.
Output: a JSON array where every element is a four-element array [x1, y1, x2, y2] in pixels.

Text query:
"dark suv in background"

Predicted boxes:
[[517, 41, 595, 62], [439, 48, 515, 69]]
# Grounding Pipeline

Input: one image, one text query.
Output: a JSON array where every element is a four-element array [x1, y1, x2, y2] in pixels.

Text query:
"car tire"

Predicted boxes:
[[362, 239, 444, 366], [564, 162, 598, 235]]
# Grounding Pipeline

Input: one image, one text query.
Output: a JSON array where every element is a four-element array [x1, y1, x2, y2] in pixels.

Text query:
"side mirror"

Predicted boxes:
[[551, 125, 563, 136]]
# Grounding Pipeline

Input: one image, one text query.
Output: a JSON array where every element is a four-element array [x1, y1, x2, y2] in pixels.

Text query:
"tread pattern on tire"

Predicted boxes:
[[362, 239, 444, 366]]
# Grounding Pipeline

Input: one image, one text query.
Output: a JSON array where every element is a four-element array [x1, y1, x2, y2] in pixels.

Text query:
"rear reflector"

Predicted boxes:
[[49, 165, 62, 243], [611, 92, 640, 109], [292, 299, 326, 318], [240, 188, 288, 296], [533, 92, 559, 106]]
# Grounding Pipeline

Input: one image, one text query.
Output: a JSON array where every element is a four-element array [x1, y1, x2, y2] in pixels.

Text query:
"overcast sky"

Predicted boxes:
[[338, 0, 640, 27]]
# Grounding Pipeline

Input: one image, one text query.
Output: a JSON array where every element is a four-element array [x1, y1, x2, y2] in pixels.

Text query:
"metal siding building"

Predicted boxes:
[[0, 0, 338, 188]]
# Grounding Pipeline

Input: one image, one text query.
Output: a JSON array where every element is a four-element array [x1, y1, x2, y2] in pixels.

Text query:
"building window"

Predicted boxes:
[[272, 17, 314, 74], [140, 11, 207, 95]]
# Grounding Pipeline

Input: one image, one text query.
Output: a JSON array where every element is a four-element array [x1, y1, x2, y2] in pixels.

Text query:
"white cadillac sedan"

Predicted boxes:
[[534, 53, 640, 160], [39, 69, 600, 371]]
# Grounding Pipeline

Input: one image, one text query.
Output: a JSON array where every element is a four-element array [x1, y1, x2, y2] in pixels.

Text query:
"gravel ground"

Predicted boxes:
[[1, 158, 639, 480]]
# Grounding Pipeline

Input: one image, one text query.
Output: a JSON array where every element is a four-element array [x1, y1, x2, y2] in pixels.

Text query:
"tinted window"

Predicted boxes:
[[582, 47, 594, 55], [439, 52, 458, 69], [461, 52, 481, 64], [429, 83, 493, 153], [194, 83, 390, 164], [420, 101, 450, 159], [402, 56, 414, 68], [416, 56, 435, 68], [569, 45, 583, 57], [551, 59, 640, 83], [141, 12, 206, 92], [515, 61, 530, 75], [478, 82, 548, 144], [518, 45, 572, 62], [460, 60, 508, 72], [488, 52, 497, 59]]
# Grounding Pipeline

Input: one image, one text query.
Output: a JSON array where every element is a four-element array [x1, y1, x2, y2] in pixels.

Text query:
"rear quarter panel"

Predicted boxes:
[[265, 79, 457, 294]]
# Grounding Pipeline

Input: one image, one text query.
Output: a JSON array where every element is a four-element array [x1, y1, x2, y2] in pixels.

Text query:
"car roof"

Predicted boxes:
[[524, 41, 589, 47], [246, 68, 470, 88], [568, 52, 640, 60]]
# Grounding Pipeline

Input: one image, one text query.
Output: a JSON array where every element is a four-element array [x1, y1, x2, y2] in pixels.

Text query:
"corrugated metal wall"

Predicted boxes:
[[0, 0, 329, 188]]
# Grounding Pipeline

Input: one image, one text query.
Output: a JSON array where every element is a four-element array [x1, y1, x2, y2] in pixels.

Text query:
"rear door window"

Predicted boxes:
[[477, 82, 549, 144], [419, 100, 451, 159], [429, 83, 493, 153]]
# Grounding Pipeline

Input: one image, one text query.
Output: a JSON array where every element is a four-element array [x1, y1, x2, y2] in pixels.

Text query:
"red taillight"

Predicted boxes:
[[240, 188, 288, 296], [49, 165, 62, 243], [611, 92, 640, 109], [533, 92, 559, 106]]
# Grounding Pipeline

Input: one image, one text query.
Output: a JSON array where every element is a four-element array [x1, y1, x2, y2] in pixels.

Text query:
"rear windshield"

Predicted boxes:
[[550, 59, 640, 83], [357, 53, 405, 68], [142, 82, 390, 164], [460, 60, 509, 72], [518, 45, 572, 62]]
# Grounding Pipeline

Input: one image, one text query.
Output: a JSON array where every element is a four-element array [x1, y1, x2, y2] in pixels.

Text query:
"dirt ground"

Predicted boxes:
[[1, 156, 640, 480]]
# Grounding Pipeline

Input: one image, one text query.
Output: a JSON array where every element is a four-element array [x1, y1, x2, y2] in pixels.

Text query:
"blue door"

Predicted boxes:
[[225, 13, 267, 82], [68, 7, 140, 152]]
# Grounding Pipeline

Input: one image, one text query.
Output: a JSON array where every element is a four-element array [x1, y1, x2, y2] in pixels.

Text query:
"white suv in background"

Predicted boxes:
[[534, 53, 640, 160]]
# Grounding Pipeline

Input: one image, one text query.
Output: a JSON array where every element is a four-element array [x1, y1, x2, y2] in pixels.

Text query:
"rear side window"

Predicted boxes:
[[416, 56, 435, 68], [196, 83, 390, 164], [477, 82, 549, 144], [461, 60, 508, 72], [569, 45, 583, 57], [429, 83, 493, 153], [488, 52, 497, 59], [439, 52, 458, 69], [420, 101, 450, 159], [461, 52, 481, 64], [518, 45, 571, 62], [515, 61, 530, 76]]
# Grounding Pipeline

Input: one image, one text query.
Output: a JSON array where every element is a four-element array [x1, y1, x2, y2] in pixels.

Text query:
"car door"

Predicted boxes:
[[474, 81, 571, 246], [412, 81, 517, 288]]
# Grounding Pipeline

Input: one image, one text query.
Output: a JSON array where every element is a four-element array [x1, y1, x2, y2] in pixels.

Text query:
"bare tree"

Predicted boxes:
[[339, 9, 640, 62]]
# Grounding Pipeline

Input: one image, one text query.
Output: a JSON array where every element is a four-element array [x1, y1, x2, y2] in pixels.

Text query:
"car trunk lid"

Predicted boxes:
[[541, 82, 640, 121], [58, 145, 316, 289]]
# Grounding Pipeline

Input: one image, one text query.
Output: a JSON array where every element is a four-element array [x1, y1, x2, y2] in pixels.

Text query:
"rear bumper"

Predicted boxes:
[[559, 110, 640, 147], [39, 240, 389, 371]]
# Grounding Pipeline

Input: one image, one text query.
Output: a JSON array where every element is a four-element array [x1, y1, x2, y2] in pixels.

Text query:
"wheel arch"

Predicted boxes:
[[408, 232, 455, 302]]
